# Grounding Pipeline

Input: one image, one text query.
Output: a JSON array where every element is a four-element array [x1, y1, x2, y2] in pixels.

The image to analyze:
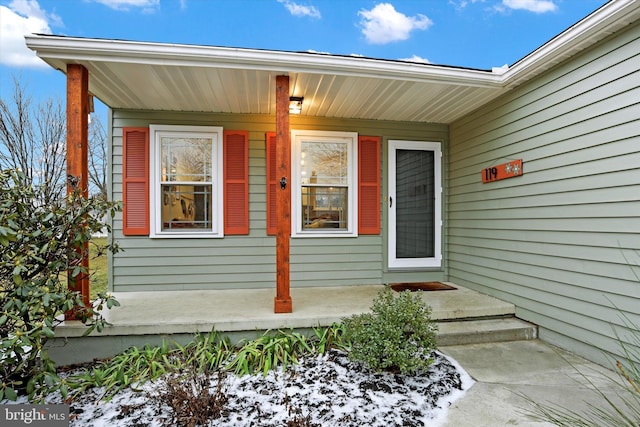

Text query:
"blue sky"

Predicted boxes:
[[1, 0, 607, 118]]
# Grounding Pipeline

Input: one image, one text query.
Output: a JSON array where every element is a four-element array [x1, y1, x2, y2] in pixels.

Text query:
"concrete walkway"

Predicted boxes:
[[440, 339, 628, 426]]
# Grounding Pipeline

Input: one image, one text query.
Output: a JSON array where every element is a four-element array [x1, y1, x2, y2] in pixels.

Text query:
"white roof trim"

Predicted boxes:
[[25, 35, 502, 88], [503, 0, 640, 86]]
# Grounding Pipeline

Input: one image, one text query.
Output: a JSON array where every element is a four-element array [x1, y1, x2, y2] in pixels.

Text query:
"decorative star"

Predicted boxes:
[[513, 163, 521, 175], [505, 163, 512, 174]]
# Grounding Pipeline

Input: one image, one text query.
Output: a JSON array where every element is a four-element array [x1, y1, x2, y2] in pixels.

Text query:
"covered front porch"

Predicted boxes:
[[49, 283, 536, 365]]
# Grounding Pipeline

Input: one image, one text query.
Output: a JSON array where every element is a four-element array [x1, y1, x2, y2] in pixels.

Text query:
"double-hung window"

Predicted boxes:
[[149, 125, 224, 238], [291, 130, 358, 237]]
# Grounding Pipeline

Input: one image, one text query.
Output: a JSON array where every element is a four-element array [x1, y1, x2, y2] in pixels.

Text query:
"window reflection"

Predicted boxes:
[[161, 137, 211, 182], [300, 141, 347, 185], [300, 141, 349, 230], [160, 136, 213, 231]]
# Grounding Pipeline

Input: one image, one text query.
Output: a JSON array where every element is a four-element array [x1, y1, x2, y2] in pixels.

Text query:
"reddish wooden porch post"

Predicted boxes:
[[66, 64, 91, 317], [274, 75, 293, 313]]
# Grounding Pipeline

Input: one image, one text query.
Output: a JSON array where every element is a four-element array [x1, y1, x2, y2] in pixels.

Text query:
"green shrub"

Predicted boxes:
[[342, 286, 438, 374], [312, 322, 349, 354], [67, 341, 180, 400], [0, 169, 120, 401], [226, 329, 315, 376]]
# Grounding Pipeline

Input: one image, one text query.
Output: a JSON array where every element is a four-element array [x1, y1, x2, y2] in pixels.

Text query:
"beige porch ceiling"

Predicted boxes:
[[81, 59, 499, 124]]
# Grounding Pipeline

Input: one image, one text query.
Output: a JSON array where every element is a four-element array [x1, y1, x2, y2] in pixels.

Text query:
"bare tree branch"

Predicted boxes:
[[0, 77, 65, 205], [1, 76, 110, 205], [88, 112, 107, 199], [35, 97, 66, 205]]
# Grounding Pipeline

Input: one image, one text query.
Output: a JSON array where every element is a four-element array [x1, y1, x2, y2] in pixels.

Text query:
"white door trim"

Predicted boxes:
[[388, 140, 442, 269]]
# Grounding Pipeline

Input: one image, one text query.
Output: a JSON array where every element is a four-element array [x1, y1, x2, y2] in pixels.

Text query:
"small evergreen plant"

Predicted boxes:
[[0, 169, 120, 401], [342, 286, 438, 374]]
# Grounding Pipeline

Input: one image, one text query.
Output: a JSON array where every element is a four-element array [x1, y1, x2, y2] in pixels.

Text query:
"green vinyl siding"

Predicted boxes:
[[448, 21, 640, 365], [110, 112, 448, 291]]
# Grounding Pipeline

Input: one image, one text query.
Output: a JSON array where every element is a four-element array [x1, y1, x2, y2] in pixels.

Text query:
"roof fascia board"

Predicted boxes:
[[503, 0, 640, 86], [25, 35, 502, 88]]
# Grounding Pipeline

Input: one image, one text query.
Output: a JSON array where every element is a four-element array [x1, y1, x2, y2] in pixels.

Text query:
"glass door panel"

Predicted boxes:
[[395, 149, 435, 258], [388, 141, 442, 268]]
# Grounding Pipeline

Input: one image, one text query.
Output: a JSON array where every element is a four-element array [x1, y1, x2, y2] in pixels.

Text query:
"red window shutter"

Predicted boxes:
[[122, 127, 149, 236], [224, 130, 249, 235], [358, 136, 381, 235], [266, 132, 277, 235]]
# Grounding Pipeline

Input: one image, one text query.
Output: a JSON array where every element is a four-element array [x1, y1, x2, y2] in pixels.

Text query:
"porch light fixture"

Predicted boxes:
[[289, 96, 304, 114]]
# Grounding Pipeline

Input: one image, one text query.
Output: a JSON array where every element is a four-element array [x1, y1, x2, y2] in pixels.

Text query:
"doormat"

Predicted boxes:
[[389, 282, 457, 292]]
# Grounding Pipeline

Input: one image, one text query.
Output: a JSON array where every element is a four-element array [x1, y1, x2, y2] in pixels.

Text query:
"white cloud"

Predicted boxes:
[[358, 3, 432, 44], [399, 55, 431, 64], [449, 0, 485, 10], [90, 0, 160, 12], [502, 0, 557, 13], [278, 0, 321, 19], [0, 0, 61, 68]]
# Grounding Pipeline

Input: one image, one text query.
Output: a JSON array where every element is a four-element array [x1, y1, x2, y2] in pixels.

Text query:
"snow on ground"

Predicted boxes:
[[3, 350, 474, 426]]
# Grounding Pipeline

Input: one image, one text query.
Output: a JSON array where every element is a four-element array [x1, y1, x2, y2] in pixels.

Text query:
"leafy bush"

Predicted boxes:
[[227, 329, 317, 376], [68, 341, 181, 401], [0, 169, 120, 401], [312, 322, 349, 354], [342, 286, 438, 374]]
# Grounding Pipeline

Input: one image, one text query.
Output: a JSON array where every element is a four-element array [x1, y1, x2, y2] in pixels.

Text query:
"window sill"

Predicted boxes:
[[292, 231, 358, 238], [149, 232, 223, 239]]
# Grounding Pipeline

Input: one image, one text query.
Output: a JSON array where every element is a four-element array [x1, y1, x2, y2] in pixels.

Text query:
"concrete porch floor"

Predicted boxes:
[[56, 282, 516, 338], [49, 282, 532, 367]]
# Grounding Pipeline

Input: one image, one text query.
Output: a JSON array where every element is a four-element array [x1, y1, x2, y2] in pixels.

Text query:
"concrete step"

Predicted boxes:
[[436, 317, 537, 346], [50, 285, 528, 365]]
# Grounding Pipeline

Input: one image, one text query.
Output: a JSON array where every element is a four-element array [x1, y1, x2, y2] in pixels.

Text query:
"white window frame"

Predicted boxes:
[[149, 124, 224, 238], [291, 130, 358, 238]]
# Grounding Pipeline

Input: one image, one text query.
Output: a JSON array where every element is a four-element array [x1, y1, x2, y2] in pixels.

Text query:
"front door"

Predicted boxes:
[[388, 140, 442, 269]]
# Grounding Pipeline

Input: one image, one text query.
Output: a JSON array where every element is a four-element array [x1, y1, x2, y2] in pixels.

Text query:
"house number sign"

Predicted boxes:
[[481, 159, 523, 183]]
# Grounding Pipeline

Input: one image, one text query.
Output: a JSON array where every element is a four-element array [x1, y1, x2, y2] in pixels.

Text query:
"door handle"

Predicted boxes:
[[389, 196, 393, 208]]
